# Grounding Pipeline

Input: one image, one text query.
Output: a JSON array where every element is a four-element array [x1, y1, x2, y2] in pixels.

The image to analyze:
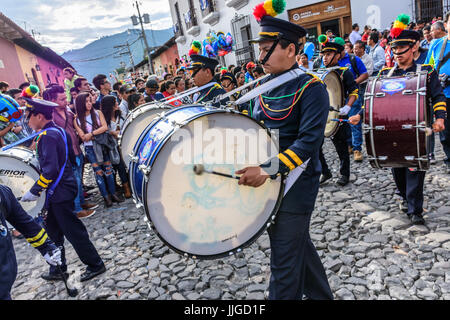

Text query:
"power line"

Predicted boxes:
[[66, 36, 141, 63]]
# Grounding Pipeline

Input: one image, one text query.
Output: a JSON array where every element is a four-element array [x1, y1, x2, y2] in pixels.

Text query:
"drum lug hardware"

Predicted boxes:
[[368, 156, 387, 161], [135, 202, 143, 209], [417, 87, 427, 96], [402, 124, 413, 130], [375, 93, 386, 98], [130, 155, 138, 163], [402, 90, 414, 95], [138, 165, 151, 176], [375, 126, 385, 131]]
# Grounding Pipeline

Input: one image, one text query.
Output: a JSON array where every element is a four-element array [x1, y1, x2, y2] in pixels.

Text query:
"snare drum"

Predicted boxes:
[[118, 102, 172, 168], [130, 104, 283, 259], [0, 147, 46, 217], [364, 71, 431, 169], [313, 69, 344, 138]]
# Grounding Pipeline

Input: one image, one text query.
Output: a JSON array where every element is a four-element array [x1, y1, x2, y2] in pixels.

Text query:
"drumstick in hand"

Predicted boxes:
[[193, 164, 240, 180]]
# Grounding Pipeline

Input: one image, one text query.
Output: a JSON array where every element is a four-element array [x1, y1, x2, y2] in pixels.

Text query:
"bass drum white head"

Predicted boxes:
[[0, 147, 46, 218], [119, 103, 172, 168], [143, 111, 283, 259]]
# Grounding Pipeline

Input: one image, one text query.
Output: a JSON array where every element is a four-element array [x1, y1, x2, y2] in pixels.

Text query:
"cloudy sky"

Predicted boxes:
[[1, 0, 173, 54]]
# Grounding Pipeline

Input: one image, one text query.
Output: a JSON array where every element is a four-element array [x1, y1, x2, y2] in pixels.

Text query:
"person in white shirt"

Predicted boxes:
[[118, 86, 135, 120], [354, 40, 374, 76], [349, 23, 362, 45], [368, 32, 386, 76]]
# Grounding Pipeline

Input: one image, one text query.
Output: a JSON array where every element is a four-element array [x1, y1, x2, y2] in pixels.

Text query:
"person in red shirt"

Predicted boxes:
[[161, 80, 183, 107]]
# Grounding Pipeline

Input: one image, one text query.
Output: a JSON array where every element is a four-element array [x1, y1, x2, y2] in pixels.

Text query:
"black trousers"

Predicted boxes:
[[319, 124, 351, 178], [45, 200, 104, 274], [391, 168, 425, 216], [268, 210, 333, 300]]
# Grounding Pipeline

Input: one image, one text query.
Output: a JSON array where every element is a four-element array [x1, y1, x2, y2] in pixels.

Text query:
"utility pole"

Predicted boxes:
[[114, 41, 135, 74], [132, 1, 154, 74]]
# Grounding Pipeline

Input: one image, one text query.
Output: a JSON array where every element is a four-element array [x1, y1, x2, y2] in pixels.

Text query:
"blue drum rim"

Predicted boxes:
[[128, 106, 173, 204], [140, 107, 285, 259]]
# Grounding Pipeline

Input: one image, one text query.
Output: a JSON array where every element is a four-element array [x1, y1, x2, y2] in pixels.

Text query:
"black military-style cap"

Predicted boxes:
[[250, 15, 306, 44], [390, 30, 420, 48], [25, 97, 58, 119], [187, 54, 219, 71]]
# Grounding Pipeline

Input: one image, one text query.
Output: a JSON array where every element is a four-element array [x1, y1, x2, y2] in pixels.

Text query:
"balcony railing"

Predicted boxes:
[[173, 22, 183, 38], [200, 0, 220, 25], [184, 9, 198, 31], [200, 0, 215, 18]]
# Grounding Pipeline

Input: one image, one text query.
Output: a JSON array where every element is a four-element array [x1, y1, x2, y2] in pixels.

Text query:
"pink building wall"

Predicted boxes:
[[0, 37, 26, 88], [36, 56, 65, 87]]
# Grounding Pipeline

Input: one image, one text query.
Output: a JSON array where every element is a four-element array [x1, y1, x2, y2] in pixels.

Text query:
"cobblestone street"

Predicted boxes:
[[11, 138, 450, 300]]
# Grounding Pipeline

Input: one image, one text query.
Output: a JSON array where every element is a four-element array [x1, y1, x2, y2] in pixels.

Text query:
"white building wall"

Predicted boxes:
[[168, 0, 415, 67]]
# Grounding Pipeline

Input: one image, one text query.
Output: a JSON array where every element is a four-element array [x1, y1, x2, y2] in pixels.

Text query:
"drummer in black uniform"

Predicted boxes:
[[21, 97, 106, 282], [187, 54, 228, 107], [318, 37, 360, 186], [235, 2, 333, 300], [349, 21, 446, 225]]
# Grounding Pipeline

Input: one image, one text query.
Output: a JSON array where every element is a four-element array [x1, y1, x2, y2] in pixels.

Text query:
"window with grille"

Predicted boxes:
[[231, 14, 256, 66]]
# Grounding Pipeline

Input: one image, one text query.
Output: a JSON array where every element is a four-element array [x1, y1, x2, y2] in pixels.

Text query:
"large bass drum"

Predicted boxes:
[[313, 68, 344, 137], [0, 147, 46, 217], [364, 70, 431, 169], [130, 105, 284, 259], [118, 102, 172, 168]]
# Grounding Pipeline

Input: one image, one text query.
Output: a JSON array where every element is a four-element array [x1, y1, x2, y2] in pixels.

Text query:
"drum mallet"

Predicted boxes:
[[193, 164, 240, 180]]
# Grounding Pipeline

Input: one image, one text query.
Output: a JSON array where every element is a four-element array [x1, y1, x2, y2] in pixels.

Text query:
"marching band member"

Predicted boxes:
[[21, 97, 106, 282], [318, 36, 360, 186], [187, 53, 228, 107], [235, 0, 333, 300], [0, 184, 61, 300], [349, 15, 447, 225]]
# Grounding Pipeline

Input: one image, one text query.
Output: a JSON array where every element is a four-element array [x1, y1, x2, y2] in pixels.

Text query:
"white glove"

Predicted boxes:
[[44, 248, 62, 266], [339, 105, 351, 116], [21, 191, 39, 202]]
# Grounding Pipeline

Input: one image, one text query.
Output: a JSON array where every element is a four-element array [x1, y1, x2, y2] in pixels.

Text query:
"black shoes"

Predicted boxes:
[[80, 265, 106, 282], [408, 213, 425, 225], [320, 172, 332, 184], [111, 193, 124, 203], [41, 271, 69, 281], [336, 176, 349, 186], [104, 195, 113, 207], [399, 200, 408, 213]]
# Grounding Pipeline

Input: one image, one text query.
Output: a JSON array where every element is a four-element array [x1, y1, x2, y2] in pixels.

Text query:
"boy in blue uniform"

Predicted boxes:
[[235, 1, 333, 300], [0, 184, 61, 300], [318, 37, 360, 186], [187, 54, 228, 107], [21, 97, 106, 282], [350, 19, 446, 225]]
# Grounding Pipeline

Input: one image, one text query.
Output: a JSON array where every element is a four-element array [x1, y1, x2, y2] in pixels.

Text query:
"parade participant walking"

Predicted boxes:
[[0, 184, 62, 300], [44, 85, 98, 218], [318, 36, 359, 186], [338, 41, 368, 162], [351, 14, 447, 224], [73, 92, 123, 207], [187, 54, 227, 107], [235, 0, 333, 300], [20, 96, 106, 282], [426, 11, 450, 174]]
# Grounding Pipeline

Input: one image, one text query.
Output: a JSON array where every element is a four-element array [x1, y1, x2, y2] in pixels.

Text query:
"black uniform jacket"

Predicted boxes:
[[30, 121, 77, 203], [252, 63, 329, 213]]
